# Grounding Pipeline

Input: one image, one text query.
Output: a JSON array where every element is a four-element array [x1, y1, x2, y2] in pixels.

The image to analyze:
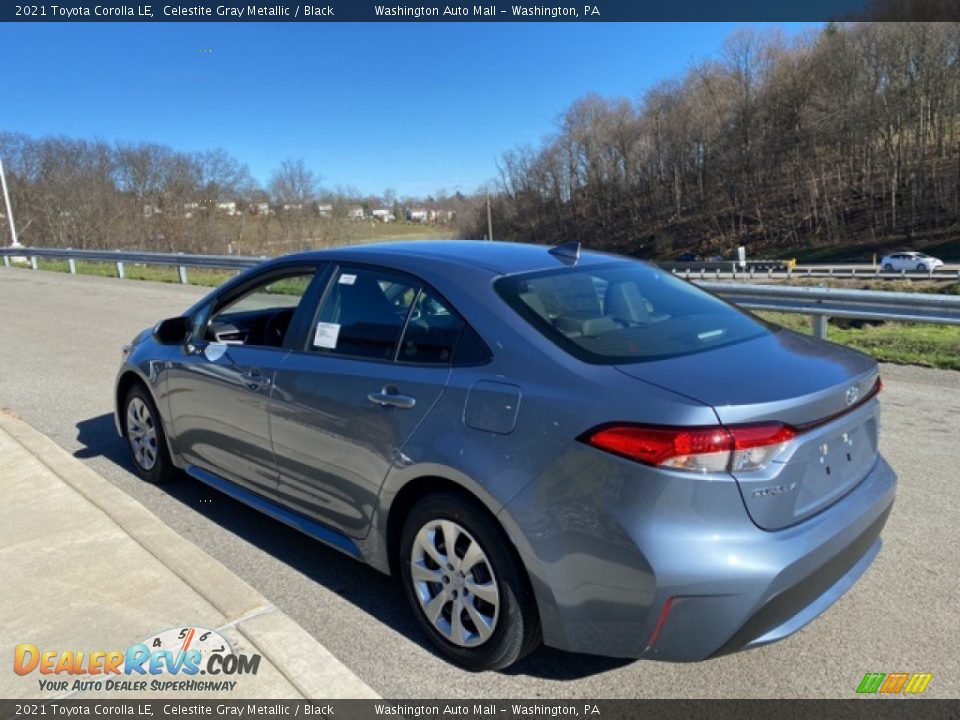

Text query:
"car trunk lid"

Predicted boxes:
[[616, 329, 881, 530]]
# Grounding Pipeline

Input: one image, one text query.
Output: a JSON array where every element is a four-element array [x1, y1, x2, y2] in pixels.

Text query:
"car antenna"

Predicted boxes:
[[548, 241, 581, 263]]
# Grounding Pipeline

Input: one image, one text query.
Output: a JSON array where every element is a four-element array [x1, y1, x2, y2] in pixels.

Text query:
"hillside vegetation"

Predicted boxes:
[[469, 22, 960, 261]]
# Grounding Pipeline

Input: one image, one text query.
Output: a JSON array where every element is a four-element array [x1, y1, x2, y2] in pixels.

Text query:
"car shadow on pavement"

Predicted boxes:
[[75, 412, 632, 680]]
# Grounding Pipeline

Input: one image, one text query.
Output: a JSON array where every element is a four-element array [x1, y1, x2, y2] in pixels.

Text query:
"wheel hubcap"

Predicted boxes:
[[410, 519, 500, 648], [126, 397, 158, 471]]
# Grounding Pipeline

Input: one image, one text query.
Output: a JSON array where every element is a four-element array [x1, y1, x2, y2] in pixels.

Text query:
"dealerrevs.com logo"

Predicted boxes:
[[13, 626, 261, 693]]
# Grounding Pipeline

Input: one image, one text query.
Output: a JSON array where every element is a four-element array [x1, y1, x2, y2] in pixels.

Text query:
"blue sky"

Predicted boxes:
[[1, 22, 819, 197]]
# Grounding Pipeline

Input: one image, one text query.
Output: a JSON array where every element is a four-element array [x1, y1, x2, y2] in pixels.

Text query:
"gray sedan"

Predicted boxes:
[[114, 240, 896, 670]]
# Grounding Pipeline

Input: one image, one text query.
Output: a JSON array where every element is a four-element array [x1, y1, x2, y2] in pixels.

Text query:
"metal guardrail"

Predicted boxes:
[[3, 246, 960, 339], [0, 246, 260, 283], [669, 265, 960, 282], [698, 280, 960, 337]]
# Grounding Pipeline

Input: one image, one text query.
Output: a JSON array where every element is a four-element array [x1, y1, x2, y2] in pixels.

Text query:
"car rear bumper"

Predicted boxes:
[[501, 447, 896, 661]]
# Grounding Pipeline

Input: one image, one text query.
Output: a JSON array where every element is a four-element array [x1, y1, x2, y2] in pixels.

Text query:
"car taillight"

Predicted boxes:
[[727, 424, 796, 472], [584, 422, 795, 474]]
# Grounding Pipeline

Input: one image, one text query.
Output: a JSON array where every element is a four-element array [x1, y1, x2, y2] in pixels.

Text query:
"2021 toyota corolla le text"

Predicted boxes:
[[114, 241, 896, 670]]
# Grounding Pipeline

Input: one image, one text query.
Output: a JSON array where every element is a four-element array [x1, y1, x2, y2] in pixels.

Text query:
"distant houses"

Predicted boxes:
[[137, 198, 457, 223]]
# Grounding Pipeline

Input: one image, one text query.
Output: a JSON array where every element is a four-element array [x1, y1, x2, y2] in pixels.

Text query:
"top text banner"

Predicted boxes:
[[5, 0, 960, 23]]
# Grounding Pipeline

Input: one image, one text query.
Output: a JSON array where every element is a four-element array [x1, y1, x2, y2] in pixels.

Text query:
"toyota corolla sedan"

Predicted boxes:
[[115, 240, 896, 670]]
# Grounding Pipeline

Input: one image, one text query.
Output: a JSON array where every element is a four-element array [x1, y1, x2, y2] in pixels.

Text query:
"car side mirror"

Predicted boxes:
[[153, 316, 191, 345]]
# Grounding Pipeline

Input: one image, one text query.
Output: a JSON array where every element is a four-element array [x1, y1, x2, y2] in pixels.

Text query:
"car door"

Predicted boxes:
[[165, 264, 326, 497], [269, 264, 468, 537]]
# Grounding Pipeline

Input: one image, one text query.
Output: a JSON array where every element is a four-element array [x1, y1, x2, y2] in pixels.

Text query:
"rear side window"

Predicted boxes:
[[312, 267, 417, 360], [397, 289, 465, 364], [310, 265, 490, 365], [495, 261, 770, 364]]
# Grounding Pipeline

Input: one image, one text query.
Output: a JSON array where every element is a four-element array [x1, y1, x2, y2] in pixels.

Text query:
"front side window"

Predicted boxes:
[[495, 261, 771, 364], [205, 270, 316, 348]]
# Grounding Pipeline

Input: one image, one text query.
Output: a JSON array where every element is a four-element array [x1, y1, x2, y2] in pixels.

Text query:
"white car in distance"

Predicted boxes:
[[880, 251, 944, 272]]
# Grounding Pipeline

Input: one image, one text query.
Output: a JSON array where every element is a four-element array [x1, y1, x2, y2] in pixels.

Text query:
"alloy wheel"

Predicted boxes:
[[409, 519, 500, 647], [126, 397, 158, 471]]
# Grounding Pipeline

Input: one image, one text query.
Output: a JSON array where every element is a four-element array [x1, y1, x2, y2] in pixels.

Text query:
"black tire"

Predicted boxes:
[[399, 492, 541, 671], [122, 383, 174, 484], [917, 263, 927, 272], [883, 263, 894, 271]]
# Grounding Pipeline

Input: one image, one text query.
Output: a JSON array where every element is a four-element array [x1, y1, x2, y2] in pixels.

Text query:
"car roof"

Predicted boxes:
[[274, 240, 626, 275]]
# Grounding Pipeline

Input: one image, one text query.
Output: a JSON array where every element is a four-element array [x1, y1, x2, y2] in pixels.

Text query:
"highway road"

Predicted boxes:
[[1, 266, 958, 698]]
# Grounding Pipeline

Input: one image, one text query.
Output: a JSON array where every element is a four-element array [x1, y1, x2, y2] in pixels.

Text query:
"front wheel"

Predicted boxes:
[[917, 263, 928, 272], [883, 263, 894, 271], [399, 493, 540, 670], [123, 384, 174, 484]]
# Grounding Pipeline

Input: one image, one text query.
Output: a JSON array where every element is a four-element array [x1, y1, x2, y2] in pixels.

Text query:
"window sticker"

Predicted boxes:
[[313, 322, 341, 349], [338, 273, 357, 285]]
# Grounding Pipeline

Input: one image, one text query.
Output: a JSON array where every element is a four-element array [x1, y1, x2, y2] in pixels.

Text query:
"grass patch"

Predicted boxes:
[[757, 311, 960, 371], [30, 259, 236, 287]]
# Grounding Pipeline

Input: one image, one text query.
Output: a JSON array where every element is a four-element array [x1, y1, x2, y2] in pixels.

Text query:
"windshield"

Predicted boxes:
[[495, 261, 772, 364]]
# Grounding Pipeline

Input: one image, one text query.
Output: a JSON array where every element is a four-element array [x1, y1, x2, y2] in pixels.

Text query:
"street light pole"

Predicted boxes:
[[0, 157, 22, 249]]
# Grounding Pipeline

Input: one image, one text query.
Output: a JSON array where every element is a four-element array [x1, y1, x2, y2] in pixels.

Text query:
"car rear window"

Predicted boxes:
[[494, 261, 771, 363]]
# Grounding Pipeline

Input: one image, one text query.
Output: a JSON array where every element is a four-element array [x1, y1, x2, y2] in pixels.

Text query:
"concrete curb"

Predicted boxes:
[[0, 409, 379, 699]]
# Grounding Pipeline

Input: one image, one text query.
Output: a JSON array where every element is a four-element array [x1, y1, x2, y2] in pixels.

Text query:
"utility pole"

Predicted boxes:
[[0, 157, 22, 248], [486, 193, 493, 242]]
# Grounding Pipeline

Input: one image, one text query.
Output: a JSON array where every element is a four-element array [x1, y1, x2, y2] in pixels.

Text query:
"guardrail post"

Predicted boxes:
[[30, 256, 37, 270], [177, 252, 188, 284], [2, 255, 9, 268], [811, 314, 828, 339], [68, 257, 76, 274], [116, 260, 125, 279]]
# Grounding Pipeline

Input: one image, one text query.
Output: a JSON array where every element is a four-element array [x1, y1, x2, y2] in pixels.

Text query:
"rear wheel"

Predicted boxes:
[[399, 493, 540, 670], [123, 384, 173, 484], [883, 263, 894, 271]]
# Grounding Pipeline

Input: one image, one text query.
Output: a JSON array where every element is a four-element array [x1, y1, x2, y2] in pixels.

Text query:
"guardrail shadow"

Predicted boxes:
[[73, 412, 630, 680]]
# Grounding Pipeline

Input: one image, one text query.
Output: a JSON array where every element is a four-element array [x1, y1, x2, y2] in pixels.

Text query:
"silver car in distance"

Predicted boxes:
[[114, 241, 896, 670]]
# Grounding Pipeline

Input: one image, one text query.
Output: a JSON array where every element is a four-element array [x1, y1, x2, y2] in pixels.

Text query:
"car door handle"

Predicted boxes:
[[367, 386, 416, 409], [241, 368, 270, 389]]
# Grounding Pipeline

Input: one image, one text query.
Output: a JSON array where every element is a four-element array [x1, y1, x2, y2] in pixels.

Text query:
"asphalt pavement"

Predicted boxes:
[[0, 266, 957, 698]]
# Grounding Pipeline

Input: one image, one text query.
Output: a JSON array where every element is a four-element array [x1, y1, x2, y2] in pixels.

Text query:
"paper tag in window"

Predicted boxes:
[[338, 273, 357, 285], [313, 322, 340, 349]]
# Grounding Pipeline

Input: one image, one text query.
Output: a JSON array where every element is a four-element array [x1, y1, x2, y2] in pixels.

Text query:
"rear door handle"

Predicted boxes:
[[367, 386, 416, 409]]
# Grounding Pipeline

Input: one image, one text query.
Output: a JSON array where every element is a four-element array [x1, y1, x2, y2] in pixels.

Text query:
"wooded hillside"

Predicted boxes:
[[471, 22, 960, 261]]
